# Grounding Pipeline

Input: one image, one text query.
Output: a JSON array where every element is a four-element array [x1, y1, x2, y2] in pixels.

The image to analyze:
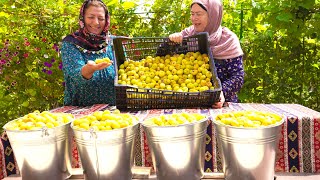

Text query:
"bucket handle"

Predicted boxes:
[[41, 127, 49, 137], [89, 128, 97, 139], [89, 128, 100, 179]]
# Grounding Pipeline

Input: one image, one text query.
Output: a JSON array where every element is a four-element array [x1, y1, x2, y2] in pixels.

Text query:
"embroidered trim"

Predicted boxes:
[[75, 44, 107, 54]]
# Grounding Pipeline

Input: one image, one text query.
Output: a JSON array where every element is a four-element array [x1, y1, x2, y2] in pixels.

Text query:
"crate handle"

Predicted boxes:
[[112, 36, 132, 41]]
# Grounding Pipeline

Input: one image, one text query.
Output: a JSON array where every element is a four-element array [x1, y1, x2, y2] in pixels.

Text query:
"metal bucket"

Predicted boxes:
[[212, 117, 285, 180], [3, 122, 72, 180], [142, 117, 209, 180], [71, 123, 139, 180]]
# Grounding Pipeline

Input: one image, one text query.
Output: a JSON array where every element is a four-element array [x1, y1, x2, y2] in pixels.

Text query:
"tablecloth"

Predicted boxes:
[[1, 103, 320, 179]]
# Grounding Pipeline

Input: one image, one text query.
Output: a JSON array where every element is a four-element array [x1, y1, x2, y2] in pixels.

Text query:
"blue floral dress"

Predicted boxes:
[[60, 41, 116, 106], [214, 56, 244, 102]]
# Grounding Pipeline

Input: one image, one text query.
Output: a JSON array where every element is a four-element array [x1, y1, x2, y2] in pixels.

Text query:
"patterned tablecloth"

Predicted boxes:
[[1, 103, 320, 179]]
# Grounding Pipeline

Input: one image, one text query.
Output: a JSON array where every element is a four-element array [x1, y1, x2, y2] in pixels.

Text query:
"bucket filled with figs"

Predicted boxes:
[[212, 110, 285, 180], [71, 109, 139, 180], [3, 111, 74, 180], [142, 112, 209, 180]]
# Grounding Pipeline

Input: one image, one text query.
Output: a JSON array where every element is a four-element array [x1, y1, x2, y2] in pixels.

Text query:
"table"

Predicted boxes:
[[3, 169, 320, 180], [1, 103, 320, 179]]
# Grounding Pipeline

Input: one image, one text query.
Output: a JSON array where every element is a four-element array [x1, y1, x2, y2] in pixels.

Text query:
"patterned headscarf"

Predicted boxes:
[[181, 0, 243, 60], [63, 0, 110, 52]]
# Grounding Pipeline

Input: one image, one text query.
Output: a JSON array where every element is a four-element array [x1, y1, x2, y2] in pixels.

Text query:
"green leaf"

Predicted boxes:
[[0, 12, 10, 18], [107, 0, 118, 6], [255, 24, 268, 32], [276, 13, 292, 22], [299, 1, 315, 9], [311, 64, 319, 69], [25, 72, 40, 79], [27, 89, 37, 96], [22, 101, 29, 107], [306, 39, 316, 44], [256, 86, 263, 91], [122, 2, 136, 10]]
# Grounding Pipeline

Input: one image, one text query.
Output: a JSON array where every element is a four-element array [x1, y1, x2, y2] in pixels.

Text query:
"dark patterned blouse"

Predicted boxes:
[[214, 56, 244, 102]]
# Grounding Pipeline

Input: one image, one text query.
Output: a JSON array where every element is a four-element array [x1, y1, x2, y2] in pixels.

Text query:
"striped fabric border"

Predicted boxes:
[[0, 133, 17, 178], [301, 117, 312, 172], [263, 104, 301, 172], [0, 136, 5, 179], [314, 117, 320, 172]]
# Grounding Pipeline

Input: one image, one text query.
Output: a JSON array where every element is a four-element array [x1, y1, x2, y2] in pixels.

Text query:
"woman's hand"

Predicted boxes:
[[212, 91, 225, 109], [169, 32, 183, 43], [81, 60, 112, 79]]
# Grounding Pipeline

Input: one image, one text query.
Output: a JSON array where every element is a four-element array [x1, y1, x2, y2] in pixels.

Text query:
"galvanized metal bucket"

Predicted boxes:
[[142, 117, 209, 180], [3, 122, 72, 180], [212, 117, 285, 180], [71, 123, 139, 180]]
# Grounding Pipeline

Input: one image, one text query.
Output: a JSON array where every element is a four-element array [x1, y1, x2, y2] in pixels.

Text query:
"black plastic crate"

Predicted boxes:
[[112, 32, 222, 110]]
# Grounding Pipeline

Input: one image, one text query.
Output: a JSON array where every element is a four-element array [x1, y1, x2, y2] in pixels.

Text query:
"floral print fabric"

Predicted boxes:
[[214, 56, 244, 102]]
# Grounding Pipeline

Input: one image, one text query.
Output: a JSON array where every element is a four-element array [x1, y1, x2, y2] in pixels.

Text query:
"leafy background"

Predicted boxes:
[[0, 0, 319, 130]]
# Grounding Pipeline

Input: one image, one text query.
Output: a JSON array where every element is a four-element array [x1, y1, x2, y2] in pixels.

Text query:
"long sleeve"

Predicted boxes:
[[61, 41, 90, 86], [181, 26, 195, 37]]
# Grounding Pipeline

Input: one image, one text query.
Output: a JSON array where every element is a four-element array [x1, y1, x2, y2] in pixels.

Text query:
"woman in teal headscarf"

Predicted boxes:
[[61, 0, 116, 106]]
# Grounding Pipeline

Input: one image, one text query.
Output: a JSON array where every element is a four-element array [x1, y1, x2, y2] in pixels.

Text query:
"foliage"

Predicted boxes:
[[0, 0, 79, 126], [0, 0, 319, 130], [229, 0, 320, 111], [108, 0, 192, 37]]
